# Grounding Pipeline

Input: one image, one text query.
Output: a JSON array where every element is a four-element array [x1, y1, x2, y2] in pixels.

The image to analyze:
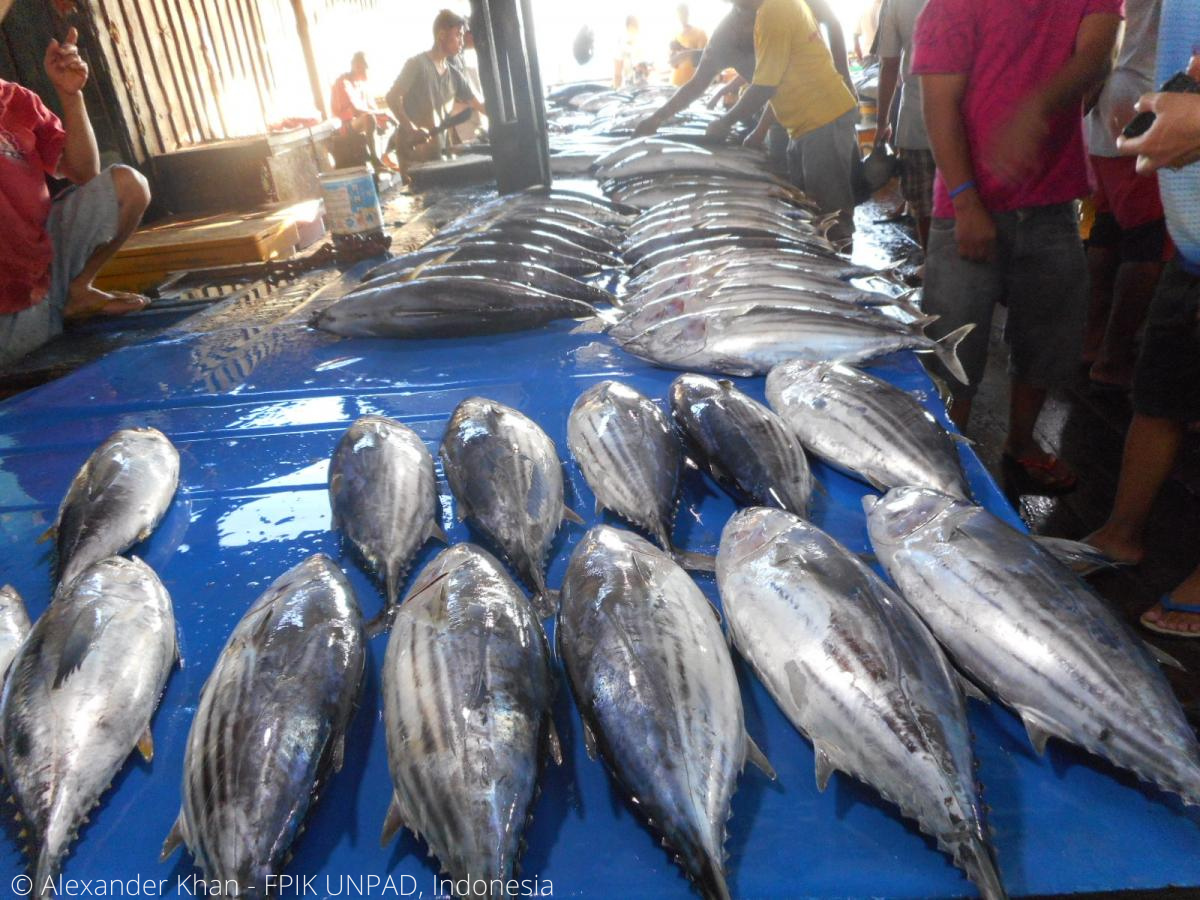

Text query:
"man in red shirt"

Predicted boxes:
[[0, 24, 151, 367], [330, 51, 392, 172], [914, 0, 1123, 493]]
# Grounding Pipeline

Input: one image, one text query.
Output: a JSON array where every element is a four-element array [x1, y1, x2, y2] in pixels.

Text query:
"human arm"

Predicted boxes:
[[805, 0, 855, 96], [743, 102, 777, 148], [44, 27, 98, 183], [923, 72, 995, 261], [988, 12, 1121, 184], [1117, 92, 1200, 173], [875, 56, 900, 146], [635, 53, 727, 135], [707, 82, 775, 139], [707, 74, 746, 110], [386, 64, 432, 142]]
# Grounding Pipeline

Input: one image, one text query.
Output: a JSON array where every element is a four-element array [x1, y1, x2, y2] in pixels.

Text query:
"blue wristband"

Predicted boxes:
[[949, 179, 977, 200]]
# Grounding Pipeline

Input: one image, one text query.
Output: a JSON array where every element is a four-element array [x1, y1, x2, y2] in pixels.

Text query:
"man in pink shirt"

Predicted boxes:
[[0, 19, 151, 367], [914, 0, 1122, 493]]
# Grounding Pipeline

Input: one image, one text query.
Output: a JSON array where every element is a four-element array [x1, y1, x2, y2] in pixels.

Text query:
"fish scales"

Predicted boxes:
[[55, 427, 180, 589], [440, 398, 574, 614], [567, 380, 680, 550], [766, 361, 970, 498], [163, 554, 364, 895], [717, 509, 1004, 899], [381, 545, 556, 893], [329, 416, 445, 622], [558, 526, 764, 900], [867, 488, 1200, 807], [2, 557, 177, 896], [669, 375, 813, 515], [0, 586, 30, 682]]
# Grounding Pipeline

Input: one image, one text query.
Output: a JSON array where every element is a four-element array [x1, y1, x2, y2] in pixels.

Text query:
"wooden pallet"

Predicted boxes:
[[96, 200, 323, 293]]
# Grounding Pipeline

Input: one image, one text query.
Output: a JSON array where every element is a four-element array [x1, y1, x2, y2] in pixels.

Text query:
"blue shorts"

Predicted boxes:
[[0, 167, 120, 367]]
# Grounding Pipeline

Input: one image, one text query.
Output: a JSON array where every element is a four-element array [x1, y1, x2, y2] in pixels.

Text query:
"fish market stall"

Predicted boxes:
[[1, 313, 1199, 898]]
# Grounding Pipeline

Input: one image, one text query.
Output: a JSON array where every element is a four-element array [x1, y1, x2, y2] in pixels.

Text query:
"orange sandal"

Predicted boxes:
[[1001, 452, 1077, 495]]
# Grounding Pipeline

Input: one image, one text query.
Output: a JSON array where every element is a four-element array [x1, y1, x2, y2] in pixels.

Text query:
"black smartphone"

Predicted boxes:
[[1122, 71, 1200, 139]]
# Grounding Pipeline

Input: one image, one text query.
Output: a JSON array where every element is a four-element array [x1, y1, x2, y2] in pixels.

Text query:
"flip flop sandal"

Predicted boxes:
[[1001, 452, 1078, 495], [1140, 594, 1200, 638]]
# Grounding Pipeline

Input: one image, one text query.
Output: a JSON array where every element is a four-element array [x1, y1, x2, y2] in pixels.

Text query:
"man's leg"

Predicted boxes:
[[1001, 204, 1089, 488], [899, 147, 934, 250], [1082, 212, 1120, 366], [61, 165, 151, 320], [921, 216, 1007, 429], [798, 109, 861, 242], [1091, 257, 1163, 387]]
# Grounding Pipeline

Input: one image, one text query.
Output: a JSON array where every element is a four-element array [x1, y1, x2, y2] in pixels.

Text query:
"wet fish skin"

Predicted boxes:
[[440, 397, 576, 614], [618, 304, 973, 383], [0, 586, 31, 683], [314, 277, 597, 339], [355, 260, 617, 308], [380, 545, 558, 894], [361, 241, 604, 281], [429, 224, 622, 270], [866, 487, 1200, 807], [2, 556, 177, 897], [630, 235, 831, 276], [765, 361, 971, 499], [567, 380, 681, 551], [161, 554, 365, 896], [558, 526, 766, 900], [717, 508, 1005, 899], [329, 416, 446, 622], [55, 427, 180, 589], [623, 225, 834, 265], [669, 375, 813, 515]]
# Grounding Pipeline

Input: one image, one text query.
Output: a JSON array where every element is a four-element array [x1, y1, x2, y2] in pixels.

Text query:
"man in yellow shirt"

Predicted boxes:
[[670, 5, 709, 87], [708, 0, 860, 237]]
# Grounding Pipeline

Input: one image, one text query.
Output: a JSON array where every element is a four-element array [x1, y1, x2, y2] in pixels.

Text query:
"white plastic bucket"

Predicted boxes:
[[319, 167, 383, 237]]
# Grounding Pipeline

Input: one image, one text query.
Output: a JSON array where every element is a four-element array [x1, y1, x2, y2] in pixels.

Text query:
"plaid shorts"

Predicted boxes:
[[899, 148, 936, 219]]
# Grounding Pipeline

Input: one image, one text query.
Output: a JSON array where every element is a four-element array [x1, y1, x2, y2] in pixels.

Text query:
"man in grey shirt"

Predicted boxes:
[[386, 10, 485, 163]]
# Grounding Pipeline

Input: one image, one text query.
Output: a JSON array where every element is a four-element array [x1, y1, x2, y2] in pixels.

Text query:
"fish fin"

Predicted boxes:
[[594, 496, 605, 516], [931, 323, 975, 386], [53, 604, 113, 689], [329, 732, 347, 773], [674, 549, 717, 573], [582, 719, 600, 762], [159, 816, 186, 861], [1145, 640, 1187, 672], [1031, 536, 1120, 576], [365, 608, 396, 639], [814, 745, 837, 792], [533, 589, 558, 619], [136, 727, 155, 763], [746, 735, 777, 780], [957, 672, 991, 705], [570, 317, 609, 335], [1020, 711, 1054, 756], [37, 525, 56, 544], [562, 506, 586, 526], [379, 794, 407, 848], [426, 517, 449, 545], [546, 718, 564, 767], [949, 431, 976, 446]]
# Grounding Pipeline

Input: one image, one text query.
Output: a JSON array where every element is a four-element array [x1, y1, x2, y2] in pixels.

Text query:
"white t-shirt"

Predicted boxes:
[[876, 0, 930, 150], [1086, 0, 1162, 157]]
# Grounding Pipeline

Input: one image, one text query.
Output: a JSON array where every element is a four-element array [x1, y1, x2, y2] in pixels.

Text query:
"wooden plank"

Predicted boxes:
[[124, 0, 187, 152], [231, 0, 273, 123], [108, 0, 170, 156], [224, 0, 272, 128], [89, 0, 154, 162], [167, 0, 222, 142], [144, 0, 205, 146], [245, 0, 278, 96], [183, 0, 231, 137]]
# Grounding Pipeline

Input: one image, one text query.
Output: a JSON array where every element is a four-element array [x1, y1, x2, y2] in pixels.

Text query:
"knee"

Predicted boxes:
[[110, 164, 151, 215]]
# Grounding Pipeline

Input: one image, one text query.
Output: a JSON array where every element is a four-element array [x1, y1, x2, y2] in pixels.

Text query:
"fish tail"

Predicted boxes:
[[932, 323, 975, 386], [385, 559, 402, 611], [35, 843, 63, 899], [955, 836, 1008, 900]]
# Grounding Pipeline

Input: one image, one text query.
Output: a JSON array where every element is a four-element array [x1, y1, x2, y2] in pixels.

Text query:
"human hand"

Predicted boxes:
[[1117, 91, 1200, 174], [706, 117, 732, 142], [44, 27, 88, 97], [989, 97, 1049, 185], [953, 195, 996, 262], [413, 126, 433, 144], [874, 123, 892, 147], [632, 115, 661, 138], [742, 125, 767, 149]]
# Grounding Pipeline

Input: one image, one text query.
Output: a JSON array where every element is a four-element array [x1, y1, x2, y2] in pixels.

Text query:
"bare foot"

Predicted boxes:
[[64, 284, 151, 322], [1081, 526, 1144, 567]]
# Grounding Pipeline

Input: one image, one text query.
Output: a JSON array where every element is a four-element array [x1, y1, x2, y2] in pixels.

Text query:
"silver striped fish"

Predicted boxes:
[[2, 557, 177, 896], [617, 304, 973, 383], [329, 415, 446, 629], [558, 526, 773, 900], [567, 381, 683, 553], [52, 427, 180, 589], [380, 544, 559, 894], [669, 375, 813, 516], [0, 585, 30, 685], [766, 360, 970, 499], [867, 487, 1200, 806], [718, 508, 1005, 900], [440, 397, 582, 616], [161, 554, 365, 895]]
